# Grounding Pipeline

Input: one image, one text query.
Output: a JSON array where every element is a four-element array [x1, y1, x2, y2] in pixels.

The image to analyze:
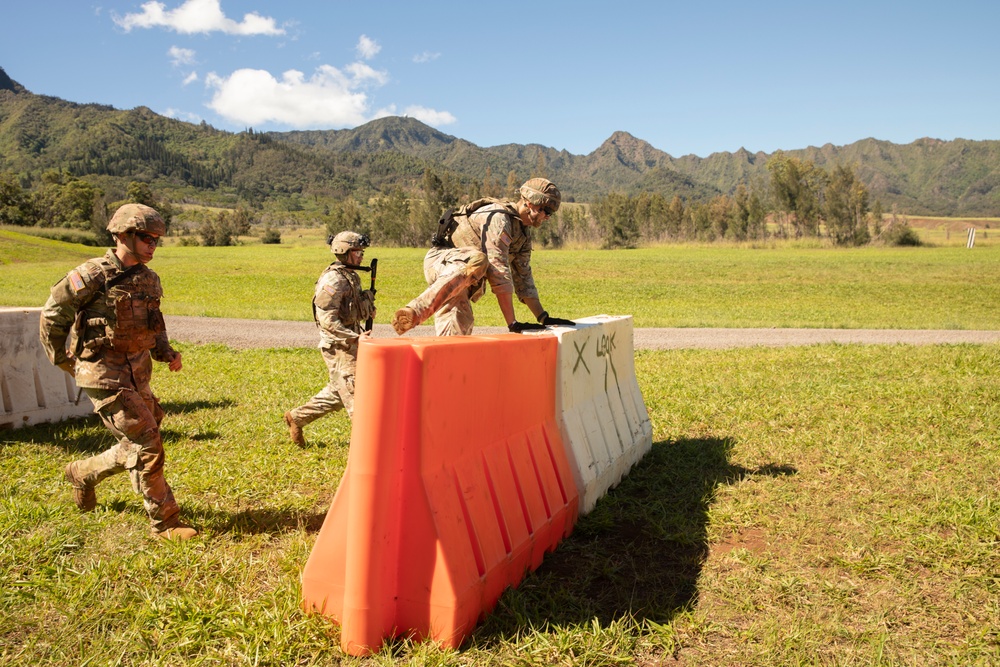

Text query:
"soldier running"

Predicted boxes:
[[40, 204, 196, 541], [283, 231, 376, 447]]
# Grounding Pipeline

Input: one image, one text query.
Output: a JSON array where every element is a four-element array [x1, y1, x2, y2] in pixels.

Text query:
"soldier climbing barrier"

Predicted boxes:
[[300, 315, 653, 655]]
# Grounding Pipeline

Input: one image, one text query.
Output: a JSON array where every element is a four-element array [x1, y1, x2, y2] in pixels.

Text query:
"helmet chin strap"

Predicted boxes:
[[118, 232, 142, 262]]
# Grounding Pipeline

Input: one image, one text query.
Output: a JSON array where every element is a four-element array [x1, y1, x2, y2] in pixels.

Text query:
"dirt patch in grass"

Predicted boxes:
[[711, 527, 768, 557]]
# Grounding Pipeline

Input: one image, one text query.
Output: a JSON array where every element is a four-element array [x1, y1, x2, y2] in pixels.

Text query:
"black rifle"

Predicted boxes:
[[365, 258, 378, 333], [346, 258, 378, 333]]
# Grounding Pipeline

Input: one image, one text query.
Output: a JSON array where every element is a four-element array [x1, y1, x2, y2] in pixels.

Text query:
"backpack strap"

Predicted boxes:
[[430, 198, 519, 248]]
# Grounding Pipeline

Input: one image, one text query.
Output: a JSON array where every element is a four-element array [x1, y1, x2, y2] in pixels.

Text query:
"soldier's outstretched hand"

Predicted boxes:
[[168, 351, 183, 372]]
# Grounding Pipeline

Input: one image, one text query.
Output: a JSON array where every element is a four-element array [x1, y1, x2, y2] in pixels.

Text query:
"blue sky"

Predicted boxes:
[[2, 0, 998, 158]]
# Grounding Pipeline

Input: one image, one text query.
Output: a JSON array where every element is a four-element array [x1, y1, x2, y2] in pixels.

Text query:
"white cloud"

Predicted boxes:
[[344, 62, 388, 87], [374, 104, 456, 128], [114, 0, 284, 35], [165, 108, 203, 123], [168, 46, 196, 66], [356, 34, 380, 60], [183, 71, 199, 85], [201, 34, 454, 130], [205, 66, 372, 127], [413, 51, 440, 64], [402, 105, 456, 126]]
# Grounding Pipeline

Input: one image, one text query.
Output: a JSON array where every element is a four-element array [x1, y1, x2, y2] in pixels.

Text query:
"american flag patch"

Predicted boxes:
[[500, 231, 511, 246], [323, 284, 338, 296], [68, 270, 85, 293]]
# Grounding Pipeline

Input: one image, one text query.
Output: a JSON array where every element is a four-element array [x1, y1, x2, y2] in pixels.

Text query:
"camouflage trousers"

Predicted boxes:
[[76, 384, 180, 531], [404, 247, 489, 336], [288, 346, 357, 424]]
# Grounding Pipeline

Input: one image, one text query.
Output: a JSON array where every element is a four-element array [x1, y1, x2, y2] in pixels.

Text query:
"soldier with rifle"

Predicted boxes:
[[284, 231, 377, 447]]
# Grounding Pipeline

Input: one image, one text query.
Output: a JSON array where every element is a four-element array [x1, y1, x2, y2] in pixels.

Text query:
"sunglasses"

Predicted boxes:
[[134, 231, 160, 247], [537, 205, 555, 217]]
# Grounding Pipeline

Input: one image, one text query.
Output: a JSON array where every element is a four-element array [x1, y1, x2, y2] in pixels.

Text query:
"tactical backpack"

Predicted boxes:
[[430, 198, 517, 248]]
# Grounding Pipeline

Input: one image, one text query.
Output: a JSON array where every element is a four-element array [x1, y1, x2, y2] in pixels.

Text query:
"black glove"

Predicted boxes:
[[508, 321, 546, 333], [538, 311, 576, 327]]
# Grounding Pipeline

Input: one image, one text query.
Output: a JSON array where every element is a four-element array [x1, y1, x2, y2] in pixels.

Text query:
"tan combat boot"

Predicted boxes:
[[284, 411, 306, 447], [64, 461, 97, 512], [152, 523, 199, 541], [391, 307, 417, 335]]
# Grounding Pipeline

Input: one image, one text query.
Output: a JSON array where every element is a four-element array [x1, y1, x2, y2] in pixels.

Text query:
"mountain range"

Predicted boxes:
[[2, 66, 998, 216]]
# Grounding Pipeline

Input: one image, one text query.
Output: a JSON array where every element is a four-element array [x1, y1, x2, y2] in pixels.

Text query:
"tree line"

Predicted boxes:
[[330, 155, 919, 248], [1, 154, 920, 248], [575, 154, 918, 248]]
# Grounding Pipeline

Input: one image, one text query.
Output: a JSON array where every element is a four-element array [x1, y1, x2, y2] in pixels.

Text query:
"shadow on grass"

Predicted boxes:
[[472, 437, 797, 642], [296, 438, 346, 450], [158, 399, 234, 414], [0, 414, 113, 454], [1, 399, 231, 450], [171, 428, 221, 442], [190, 505, 327, 537], [1, 418, 222, 454]]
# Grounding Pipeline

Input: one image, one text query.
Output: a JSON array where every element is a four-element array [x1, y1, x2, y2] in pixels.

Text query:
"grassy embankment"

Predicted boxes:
[[1, 231, 998, 665]]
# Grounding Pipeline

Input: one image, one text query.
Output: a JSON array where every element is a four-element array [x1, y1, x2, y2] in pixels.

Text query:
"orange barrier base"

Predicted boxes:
[[301, 334, 578, 655]]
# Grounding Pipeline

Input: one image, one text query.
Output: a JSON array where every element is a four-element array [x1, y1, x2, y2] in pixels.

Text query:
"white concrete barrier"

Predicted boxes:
[[550, 315, 653, 515], [0, 307, 93, 430]]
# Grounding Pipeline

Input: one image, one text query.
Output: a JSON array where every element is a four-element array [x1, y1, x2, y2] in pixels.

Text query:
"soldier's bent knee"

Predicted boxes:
[[465, 251, 488, 278]]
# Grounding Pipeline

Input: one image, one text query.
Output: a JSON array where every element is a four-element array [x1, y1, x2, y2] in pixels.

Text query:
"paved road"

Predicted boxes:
[[164, 315, 1000, 350]]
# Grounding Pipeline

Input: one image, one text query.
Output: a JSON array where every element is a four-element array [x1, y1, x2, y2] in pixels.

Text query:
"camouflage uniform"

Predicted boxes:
[[405, 200, 540, 336], [40, 249, 182, 532], [286, 261, 374, 427]]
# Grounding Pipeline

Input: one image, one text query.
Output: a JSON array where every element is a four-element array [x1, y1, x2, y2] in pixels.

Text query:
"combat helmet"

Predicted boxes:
[[107, 203, 166, 236], [330, 231, 371, 255], [518, 178, 561, 214]]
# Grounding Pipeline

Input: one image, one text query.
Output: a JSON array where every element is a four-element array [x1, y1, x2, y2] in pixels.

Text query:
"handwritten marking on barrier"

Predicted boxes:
[[595, 331, 620, 393], [572, 339, 590, 375]]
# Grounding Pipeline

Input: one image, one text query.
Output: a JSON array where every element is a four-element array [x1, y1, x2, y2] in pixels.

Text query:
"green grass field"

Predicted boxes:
[[2, 229, 999, 329], [2, 344, 997, 665], [1, 231, 998, 665]]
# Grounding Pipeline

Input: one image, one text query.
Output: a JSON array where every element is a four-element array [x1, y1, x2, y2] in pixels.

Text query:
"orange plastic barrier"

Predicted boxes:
[[301, 334, 579, 655]]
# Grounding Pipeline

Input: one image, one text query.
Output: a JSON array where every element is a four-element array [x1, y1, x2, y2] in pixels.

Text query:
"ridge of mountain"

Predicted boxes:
[[1, 67, 998, 215]]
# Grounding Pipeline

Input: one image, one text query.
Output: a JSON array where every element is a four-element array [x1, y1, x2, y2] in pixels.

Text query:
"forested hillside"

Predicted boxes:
[[3, 66, 999, 217], [273, 121, 1000, 217], [1, 65, 998, 250]]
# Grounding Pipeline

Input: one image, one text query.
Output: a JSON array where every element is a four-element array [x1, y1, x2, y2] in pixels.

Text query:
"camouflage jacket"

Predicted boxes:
[[39, 250, 175, 389], [449, 201, 539, 300], [313, 262, 374, 352]]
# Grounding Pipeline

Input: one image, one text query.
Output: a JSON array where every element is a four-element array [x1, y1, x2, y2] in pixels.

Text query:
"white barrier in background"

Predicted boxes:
[[0, 307, 93, 430], [551, 315, 653, 515]]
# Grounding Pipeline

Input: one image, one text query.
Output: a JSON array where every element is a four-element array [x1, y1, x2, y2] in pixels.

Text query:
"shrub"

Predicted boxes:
[[882, 221, 923, 246], [260, 227, 281, 244]]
